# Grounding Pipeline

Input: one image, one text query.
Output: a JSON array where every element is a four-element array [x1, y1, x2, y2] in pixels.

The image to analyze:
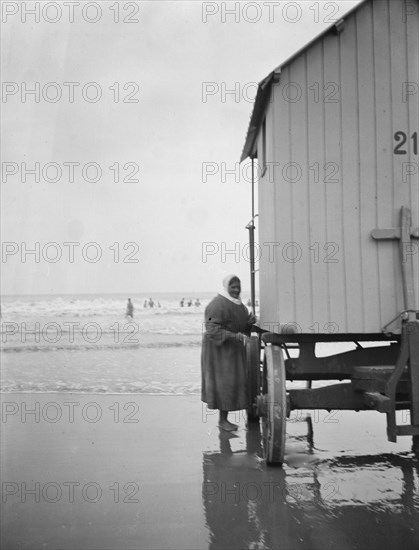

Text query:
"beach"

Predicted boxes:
[[1, 294, 419, 549], [3, 0, 419, 546], [1, 392, 418, 550]]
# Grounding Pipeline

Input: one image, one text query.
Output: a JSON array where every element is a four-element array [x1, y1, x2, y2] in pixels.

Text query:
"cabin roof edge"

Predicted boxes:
[[239, 0, 374, 163]]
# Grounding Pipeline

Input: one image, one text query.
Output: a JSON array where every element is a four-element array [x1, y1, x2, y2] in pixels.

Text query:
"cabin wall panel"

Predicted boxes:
[[288, 54, 313, 331], [305, 42, 329, 329], [338, 12, 364, 332], [406, 0, 419, 305], [323, 30, 347, 332], [256, 0, 418, 334], [373, 0, 398, 327], [272, 66, 296, 327], [389, 0, 412, 317], [258, 99, 279, 331], [355, 0, 382, 331]]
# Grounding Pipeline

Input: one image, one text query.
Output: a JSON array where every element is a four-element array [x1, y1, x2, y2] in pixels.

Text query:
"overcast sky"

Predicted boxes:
[[2, 0, 361, 295]]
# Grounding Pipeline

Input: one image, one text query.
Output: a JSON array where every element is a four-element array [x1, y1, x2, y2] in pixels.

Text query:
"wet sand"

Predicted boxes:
[[1, 393, 418, 550]]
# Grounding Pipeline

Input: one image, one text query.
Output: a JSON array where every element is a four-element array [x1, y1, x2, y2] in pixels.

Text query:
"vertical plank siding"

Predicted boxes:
[[407, 0, 419, 302], [373, 0, 397, 328], [258, 99, 278, 331], [258, 0, 418, 334], [290, 54, 312, 329], [339, 11, 364, 331]]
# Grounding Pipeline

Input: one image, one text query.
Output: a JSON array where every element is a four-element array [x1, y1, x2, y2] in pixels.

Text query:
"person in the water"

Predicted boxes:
[[126, 298, 134, 318]]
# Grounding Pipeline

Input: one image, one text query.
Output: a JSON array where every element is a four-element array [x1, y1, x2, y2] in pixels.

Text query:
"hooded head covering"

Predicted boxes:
[[219, 274, 242, 305]]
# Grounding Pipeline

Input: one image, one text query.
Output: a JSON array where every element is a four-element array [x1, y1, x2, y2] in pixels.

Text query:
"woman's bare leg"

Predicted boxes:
[[219, 410, 238, 431]]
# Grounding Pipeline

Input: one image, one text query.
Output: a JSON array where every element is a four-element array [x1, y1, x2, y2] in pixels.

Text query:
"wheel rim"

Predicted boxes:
[[246, 336, 261, 421], [261, 344, 287, 464]]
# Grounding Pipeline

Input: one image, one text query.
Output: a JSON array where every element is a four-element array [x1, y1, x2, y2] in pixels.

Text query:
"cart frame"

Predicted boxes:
[[247, 206, 419, 464]]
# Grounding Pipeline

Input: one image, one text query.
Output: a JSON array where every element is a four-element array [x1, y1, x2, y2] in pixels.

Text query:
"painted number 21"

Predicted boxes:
[[393, 131, 418, 155]]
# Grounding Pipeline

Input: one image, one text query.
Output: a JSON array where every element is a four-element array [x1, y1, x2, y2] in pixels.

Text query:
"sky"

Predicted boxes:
[[1, 0, 361, 295]]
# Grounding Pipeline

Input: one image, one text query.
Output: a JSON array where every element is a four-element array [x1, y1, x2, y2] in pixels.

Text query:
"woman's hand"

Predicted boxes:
[[236, 332, 250, 346], [247, 313, 257, 325]]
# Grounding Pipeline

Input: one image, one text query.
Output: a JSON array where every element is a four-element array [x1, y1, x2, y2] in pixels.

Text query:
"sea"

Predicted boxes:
[[0, 291, 390, 395], [0, 291, 254, 394]]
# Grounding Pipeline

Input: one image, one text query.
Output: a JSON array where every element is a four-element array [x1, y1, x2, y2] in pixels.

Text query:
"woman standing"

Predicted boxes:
[[201, 275, 256, 431]]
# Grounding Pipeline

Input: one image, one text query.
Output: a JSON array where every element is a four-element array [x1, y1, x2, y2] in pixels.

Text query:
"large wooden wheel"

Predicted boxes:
[[261, 344, 287, 465], [246, 336, 261, 422]]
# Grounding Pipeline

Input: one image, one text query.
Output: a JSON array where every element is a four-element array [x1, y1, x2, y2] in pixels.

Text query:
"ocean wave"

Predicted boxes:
[[0, 326, 203, 336], [1, 340, 201, 353], [1, 296, 208, 318], [1, 311, 205, 340], [0, 382, 201, 394]]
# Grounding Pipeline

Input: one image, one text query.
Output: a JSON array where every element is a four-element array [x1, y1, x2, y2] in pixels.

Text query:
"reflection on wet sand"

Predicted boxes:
[[202, 417, 419, 550]]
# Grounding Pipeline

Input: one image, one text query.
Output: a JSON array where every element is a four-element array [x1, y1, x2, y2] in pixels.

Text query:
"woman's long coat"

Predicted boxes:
[[201, 294, 252, 411]]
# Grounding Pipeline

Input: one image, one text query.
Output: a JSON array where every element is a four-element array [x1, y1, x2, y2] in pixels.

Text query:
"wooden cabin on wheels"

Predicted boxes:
[[241, 0, 419, 464]]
